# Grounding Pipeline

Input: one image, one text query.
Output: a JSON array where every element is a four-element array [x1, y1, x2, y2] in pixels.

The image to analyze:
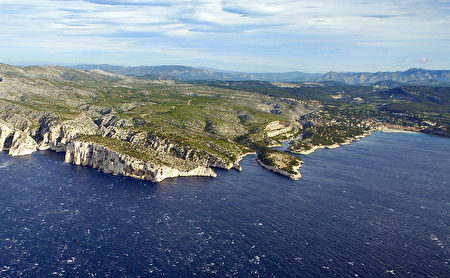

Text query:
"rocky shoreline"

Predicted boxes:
[[288, 125, 426, 156], [65, 141, 217, 182], [0, 115, 431, 183], [380, 128, 419, 134], [256, 158, 302, 180], [0, 116, 240, 182], [289, 131, 373, 155]]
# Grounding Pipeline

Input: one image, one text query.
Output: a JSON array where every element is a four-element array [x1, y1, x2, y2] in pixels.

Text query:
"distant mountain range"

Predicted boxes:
[[71, 65, 450, 86]]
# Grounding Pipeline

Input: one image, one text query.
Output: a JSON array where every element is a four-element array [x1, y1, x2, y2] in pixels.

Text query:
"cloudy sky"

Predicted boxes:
[[0, 0, 449, 72]]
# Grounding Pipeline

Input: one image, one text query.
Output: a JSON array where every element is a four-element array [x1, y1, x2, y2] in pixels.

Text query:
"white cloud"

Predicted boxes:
[[0, 0, 448, 71]]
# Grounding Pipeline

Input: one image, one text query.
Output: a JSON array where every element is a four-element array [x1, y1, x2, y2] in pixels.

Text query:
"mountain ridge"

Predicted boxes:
[[70, 64, 450, 86]]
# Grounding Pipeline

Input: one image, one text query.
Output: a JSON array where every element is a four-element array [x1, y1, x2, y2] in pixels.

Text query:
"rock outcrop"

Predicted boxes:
[[0, 121, 37, 156], [65, 141, 217, 182], [99, 127, 243, 171], [0, 120, 12, 152], [1, 113, 98, 156], [8, 130, 37, 156], [35, 114, 98, 152], [256, 158, 302, 180], [265, 121, 293, 137], [144, 133, 242, 170]]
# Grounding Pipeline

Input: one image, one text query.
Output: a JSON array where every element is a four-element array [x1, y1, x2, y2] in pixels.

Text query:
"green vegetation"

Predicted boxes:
[[1, 63, 448, 180], [79, 135, 153, 161], [200, 80, 449, 133], [0, 65, 307, 175]]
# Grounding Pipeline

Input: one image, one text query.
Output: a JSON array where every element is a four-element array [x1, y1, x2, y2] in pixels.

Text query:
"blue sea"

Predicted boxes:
[[0, 132, 449, 277]]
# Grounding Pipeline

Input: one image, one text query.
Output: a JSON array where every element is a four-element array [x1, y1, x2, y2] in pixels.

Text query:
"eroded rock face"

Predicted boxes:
[[65, 141, 217, 182], [144, 132, 241, 170], [95, 114, 131, 128], [0, 120, 13, 152], [0, 120, 37, 156], [0, 113, 238, 181], [36, 114, 98, 152], [36, 123, 66, 151], [8, 130, 38, 156], [256, 158, 302, 180], [0, 113, 99, 156], [98, 128, 243, 171]]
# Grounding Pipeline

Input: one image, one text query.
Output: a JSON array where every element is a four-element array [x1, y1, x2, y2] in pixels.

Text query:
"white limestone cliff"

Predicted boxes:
[[36, 115, 98, 152], [8, 130, 37, 156], [0, 120, 12, 152], [256, 158, 303, 180], [102, 127, 243, 171], [0, 115, 240, 182], [65, 141, 217, 182], [0, 121, 37, 156]]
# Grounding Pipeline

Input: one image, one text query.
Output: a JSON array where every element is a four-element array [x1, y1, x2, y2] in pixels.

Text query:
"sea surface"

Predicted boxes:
[[0, 132, 449, 277]]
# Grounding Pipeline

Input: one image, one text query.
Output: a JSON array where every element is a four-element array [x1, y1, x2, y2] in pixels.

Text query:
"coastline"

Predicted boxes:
[[288, 125, 427, 156], [0, 119, 436, 183], [289, 130, 373, 155], [380, 128, 419, 134], [256, 158, 302, 180], [233, 151, 257, 171]]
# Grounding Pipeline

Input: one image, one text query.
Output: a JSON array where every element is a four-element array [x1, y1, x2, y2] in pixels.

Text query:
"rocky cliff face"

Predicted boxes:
[[0, 120, 12, 152], [0, 120, 37, 156], [65, 141, 217, 182], [35, 114, 98, 152], [8, 130, 37, 156], [0, 113, 99, 157], [0, 114, 230, 182], [145, 132, 242, 170], [256, 158, 302, 180], [98, 124, 242, 171]]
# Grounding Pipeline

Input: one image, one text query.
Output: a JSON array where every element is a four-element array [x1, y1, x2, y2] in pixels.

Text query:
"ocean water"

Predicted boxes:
[[0, 132, 449, 277]]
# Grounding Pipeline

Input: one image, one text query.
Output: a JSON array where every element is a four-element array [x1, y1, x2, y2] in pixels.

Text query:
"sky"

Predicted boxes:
[[0, 0, 449, 72]]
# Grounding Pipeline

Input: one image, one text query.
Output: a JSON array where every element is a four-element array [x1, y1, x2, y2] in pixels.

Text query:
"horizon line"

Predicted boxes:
[[1, 61, 448, 75]]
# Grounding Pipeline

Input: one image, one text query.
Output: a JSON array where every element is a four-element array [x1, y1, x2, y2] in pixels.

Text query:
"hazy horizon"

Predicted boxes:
[[1, 0, 449, 72], [4, 62, 448, 75]]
